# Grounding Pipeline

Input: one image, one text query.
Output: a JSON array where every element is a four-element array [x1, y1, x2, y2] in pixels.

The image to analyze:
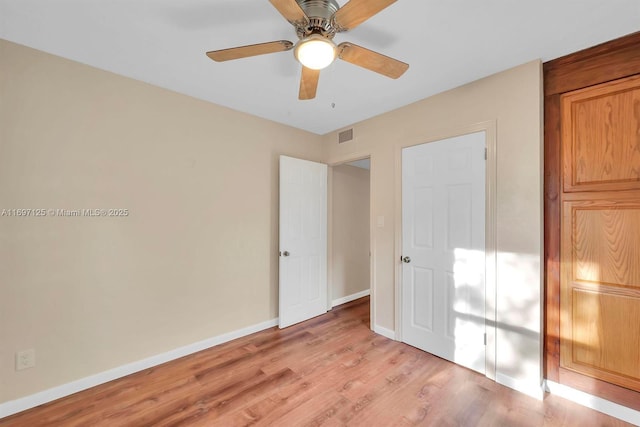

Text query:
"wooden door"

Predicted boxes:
[[559, 75, 640, 392], [401, 132, 486, 374], [279, 155, 328, 328]]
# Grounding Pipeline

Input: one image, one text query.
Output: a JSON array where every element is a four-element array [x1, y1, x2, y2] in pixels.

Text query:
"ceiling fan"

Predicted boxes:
[[206, 0, 409, 100]]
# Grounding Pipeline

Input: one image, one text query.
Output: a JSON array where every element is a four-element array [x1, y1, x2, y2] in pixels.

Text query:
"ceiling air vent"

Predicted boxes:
[[338, 128, 354, 144]]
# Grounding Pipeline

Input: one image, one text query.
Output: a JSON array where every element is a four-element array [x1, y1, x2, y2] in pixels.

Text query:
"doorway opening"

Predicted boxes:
[[329, 157, 372, 326]]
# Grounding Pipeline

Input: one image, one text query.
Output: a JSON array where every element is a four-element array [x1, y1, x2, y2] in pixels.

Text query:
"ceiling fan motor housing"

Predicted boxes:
[[296, 0, 340, 38]]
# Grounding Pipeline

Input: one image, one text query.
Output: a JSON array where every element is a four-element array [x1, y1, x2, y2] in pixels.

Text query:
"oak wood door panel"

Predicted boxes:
[[561, 200, 640, 392], [561, 74, 640, 193], [574, 207, 640, 287], [545, 31, 640, 408]]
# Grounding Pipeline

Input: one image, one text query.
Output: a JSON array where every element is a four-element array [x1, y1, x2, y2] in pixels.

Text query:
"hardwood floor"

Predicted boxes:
[[1, 297, 631, 426]]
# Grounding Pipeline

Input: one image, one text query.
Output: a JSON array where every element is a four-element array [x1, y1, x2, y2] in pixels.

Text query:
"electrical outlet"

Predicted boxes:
[[16, 349, 36, 371]]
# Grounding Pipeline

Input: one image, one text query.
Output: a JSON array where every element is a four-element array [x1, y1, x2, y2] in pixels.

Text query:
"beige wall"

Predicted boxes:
[[0, 39, 325, 403], [330, 164, 370, 302], [324, 60, 543, 394]]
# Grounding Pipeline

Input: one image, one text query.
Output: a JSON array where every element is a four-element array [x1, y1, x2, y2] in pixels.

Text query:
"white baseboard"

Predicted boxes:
[[545, 380, 640, 425], [373, 324, 396, 340], [331, 289, 370, 308], [496, 373, 544, 401], [0, 318, 279, 419]]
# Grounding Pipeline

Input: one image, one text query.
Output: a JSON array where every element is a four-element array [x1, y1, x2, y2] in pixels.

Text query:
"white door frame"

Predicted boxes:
[[327, 152, 376, 327], [394, 121, 498, 380]]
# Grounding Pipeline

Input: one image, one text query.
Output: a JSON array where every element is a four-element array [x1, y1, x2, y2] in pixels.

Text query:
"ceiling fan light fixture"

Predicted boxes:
[[294, 34, 336, 70], [207, 0, 409, 100]]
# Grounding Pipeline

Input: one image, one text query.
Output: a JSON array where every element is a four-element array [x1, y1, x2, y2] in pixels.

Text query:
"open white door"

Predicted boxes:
[[279, 155, 328, 328], [401, 132, 486, 374]]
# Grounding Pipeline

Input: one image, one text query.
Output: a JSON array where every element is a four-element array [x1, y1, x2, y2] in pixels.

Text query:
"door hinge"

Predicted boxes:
[[484, 148, 487, 160], [484, 333, 487, 345]]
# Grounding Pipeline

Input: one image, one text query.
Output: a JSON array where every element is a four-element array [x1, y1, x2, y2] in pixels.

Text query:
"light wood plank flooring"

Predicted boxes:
[[0, 297, 631, 426]]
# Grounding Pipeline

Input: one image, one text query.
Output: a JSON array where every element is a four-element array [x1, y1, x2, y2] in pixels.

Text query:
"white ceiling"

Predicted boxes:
[[1, 1, 638, 134]]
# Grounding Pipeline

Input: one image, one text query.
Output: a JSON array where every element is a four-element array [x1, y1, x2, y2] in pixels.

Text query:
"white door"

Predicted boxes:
[[279, 155, 328, 328], [401, 132, 486, 373]]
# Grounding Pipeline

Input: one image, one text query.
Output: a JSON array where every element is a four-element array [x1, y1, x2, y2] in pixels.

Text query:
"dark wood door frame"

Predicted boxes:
[[544, 31, 640, 409]]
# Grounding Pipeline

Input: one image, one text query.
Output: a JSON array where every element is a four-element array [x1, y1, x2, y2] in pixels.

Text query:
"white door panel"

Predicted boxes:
[[401, 132, 486, 373], [279, 156, 327, 328]]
